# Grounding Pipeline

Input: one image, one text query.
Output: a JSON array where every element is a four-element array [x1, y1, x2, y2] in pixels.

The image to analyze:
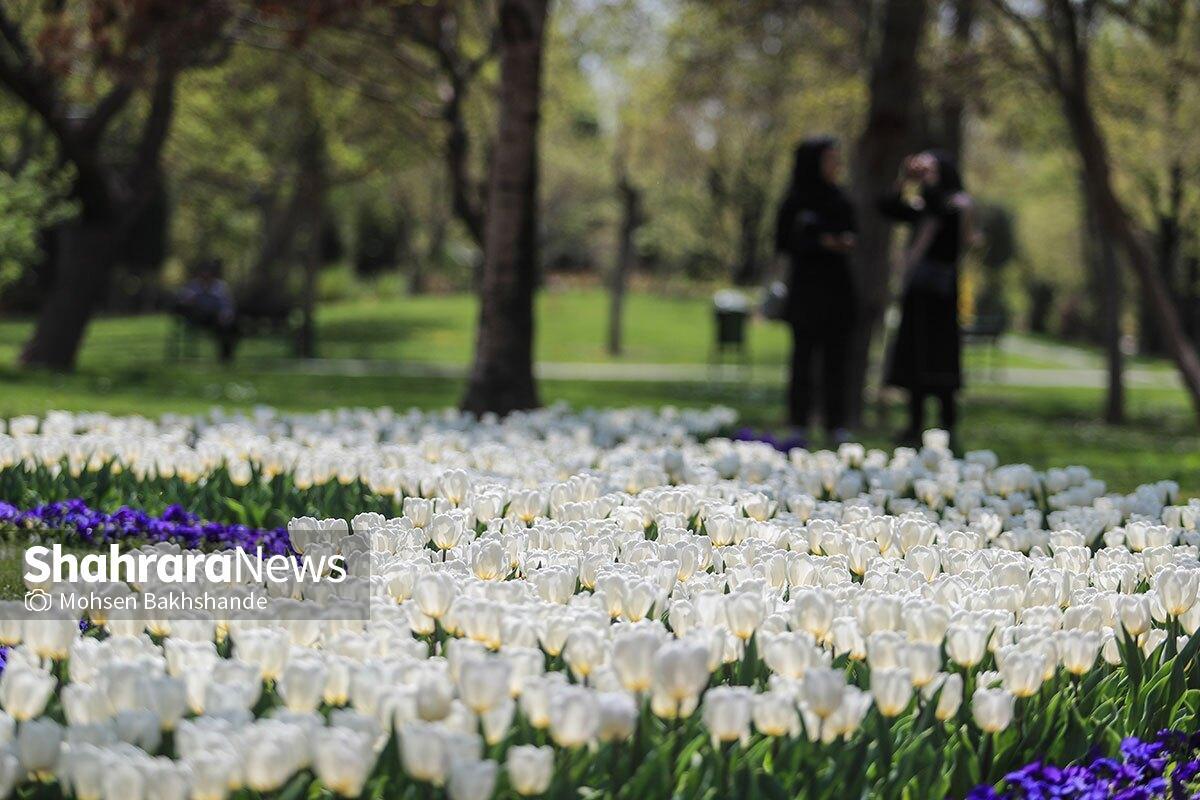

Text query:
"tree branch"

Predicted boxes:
[[126, 66, 177, 200], [986, 0, 1065, 89], [78, 82, 135, 145]]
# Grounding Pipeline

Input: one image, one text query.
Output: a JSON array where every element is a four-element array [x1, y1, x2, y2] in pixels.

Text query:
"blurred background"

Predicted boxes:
[[0, 0, 1198, 491]]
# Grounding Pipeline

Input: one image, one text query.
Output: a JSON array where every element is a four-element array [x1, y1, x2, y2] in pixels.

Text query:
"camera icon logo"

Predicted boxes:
[[24, 589, 52, 613]]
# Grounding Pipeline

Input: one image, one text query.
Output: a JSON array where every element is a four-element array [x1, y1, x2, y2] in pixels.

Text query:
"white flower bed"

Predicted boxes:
[[0, 409, 1197, 799]]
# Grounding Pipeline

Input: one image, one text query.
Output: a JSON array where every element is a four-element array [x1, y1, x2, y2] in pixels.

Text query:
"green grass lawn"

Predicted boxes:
[[0, 288, 1061, 370], [0, 288, 1196, 496]]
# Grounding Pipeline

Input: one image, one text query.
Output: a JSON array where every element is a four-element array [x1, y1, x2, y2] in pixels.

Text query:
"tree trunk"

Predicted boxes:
[[412, 215, 444, 296], [1063, 89, 1200, 419], [938, 0, 976, 163], [847, 0, 929, 427], [733, 186, 766, 287], [1100, 237, 1124, 424], [19, 213, 119, 369], [460, 0, 548, 416], [1141, 159, 1182, 356], [445, 76, 485, 249], [295, 85, 328, 360], [1084, 193, 1124, 423], [608, 160, 641, 356]]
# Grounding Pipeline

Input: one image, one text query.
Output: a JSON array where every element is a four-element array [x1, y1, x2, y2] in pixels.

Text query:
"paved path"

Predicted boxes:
[[272, 354, 1181, 390]]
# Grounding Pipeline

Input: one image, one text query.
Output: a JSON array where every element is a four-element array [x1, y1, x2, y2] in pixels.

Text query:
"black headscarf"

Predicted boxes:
[[921, 149, 965, 211], [785, 136, 840, 209], [775, 136, 853, 257]]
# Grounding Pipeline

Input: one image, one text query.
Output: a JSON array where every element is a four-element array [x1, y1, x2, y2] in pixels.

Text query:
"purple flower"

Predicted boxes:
[[980, 728, 1200, 799], [1, 498, 292, 554]]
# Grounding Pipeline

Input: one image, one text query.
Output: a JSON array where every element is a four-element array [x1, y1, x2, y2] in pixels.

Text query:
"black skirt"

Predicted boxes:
[[886, 260, 962, 392]]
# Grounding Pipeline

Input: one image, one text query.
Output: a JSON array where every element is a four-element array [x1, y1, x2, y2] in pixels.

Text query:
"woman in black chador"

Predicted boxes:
[[881, 150, 973, 445], [773, 136, 858, 446]]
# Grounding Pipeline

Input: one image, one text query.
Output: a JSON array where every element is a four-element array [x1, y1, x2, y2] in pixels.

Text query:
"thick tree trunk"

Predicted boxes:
[[460, 0, 548, 416], [15, 66, 178, 370], [608, 162, 641, 356], [19, 213, 119, 369], [1063, 90, 1200, 419], [847, 0, 929, 427]]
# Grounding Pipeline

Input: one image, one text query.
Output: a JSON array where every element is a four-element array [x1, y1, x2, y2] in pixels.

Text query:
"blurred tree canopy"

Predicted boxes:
[[3, 0, 1200, 414]]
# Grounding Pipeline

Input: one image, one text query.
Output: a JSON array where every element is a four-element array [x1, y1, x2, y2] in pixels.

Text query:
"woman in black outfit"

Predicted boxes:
[[773, 137, 858, 445], [880, 150, 973, 444]]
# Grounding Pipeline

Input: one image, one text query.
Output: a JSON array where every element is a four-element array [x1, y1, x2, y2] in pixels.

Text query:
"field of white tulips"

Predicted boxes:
[[1, 406, 1199, 800]]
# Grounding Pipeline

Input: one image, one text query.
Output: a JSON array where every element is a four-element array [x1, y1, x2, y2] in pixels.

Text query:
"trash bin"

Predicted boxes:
[[712, 290, 750, 364]]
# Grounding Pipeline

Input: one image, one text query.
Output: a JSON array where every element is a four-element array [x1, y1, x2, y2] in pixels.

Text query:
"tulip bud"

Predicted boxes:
[[506, 745, 554, 796], [871, 668, 913, 717], [971, 688, 1015, 733], [611, 629, 660, 693], [1156, 567, 1200, 618], [595, 692, 638, 742], [1057, 630, 1101, 675], [752, 690, 801, 737], [313, 729, 374, 797], [930, 673, 963, 721], [548, 686, 598, 748], [400, 722, 449, 786], [702, 686, 754, 747], [15, 717, 62, 777], [448, 759, 498, 800], [801, 667, 846, 720], [0, 666, 55, 721]]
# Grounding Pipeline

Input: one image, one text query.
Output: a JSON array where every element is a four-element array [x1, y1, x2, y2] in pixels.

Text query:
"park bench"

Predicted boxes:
[[165, 301, 307, 361]]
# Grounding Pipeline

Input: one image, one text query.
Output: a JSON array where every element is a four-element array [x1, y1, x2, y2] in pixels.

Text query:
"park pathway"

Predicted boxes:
[[273, 336, 1182, 390]]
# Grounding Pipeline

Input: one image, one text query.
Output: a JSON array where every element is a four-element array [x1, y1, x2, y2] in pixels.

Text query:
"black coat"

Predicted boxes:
[[773, 187, 857, 330], [880, 191, 966, 392]]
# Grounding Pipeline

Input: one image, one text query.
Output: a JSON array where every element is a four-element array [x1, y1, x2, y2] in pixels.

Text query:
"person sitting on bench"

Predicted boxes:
[[174, 258, 239, 362]]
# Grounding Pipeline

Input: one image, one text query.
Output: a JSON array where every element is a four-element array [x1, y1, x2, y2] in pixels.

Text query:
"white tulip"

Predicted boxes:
[[752, 690, 801, 737], [101, 761, 144, 800], [650, 640, 711, 719], [506, 745, 554, 796], [0, 666, 55, 721], [871, 668, 913, 717], [548, 686, 598, 748], [400, 722, 449, 786], [971, 688, 1015, 733], [414, 573, 458, 619], [1057, 630, 1101, 675], [702, 686, 754, 747], [448, 759, 498, 800], [15, 717, 62, 776], [801, 667, 846, 720], [1156, 567, 1200, 617], [313, 729, 374, 797], [595, 691, 638, 742], [929, 673, 963, 721], [611, 629, 660, 692], [0, 751, 19, 800], [946, 623, 990, 668], [458, 655, 512, 714]]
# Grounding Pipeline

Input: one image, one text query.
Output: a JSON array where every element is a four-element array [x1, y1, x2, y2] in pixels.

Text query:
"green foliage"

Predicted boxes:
[[0, 158, 77, 288]]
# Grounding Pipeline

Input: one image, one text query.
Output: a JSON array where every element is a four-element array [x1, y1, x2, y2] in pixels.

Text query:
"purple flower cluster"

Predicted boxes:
[[0, 499, 291, 555], [970, 730, 1200, 800], [731, 427, 806, 453]]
